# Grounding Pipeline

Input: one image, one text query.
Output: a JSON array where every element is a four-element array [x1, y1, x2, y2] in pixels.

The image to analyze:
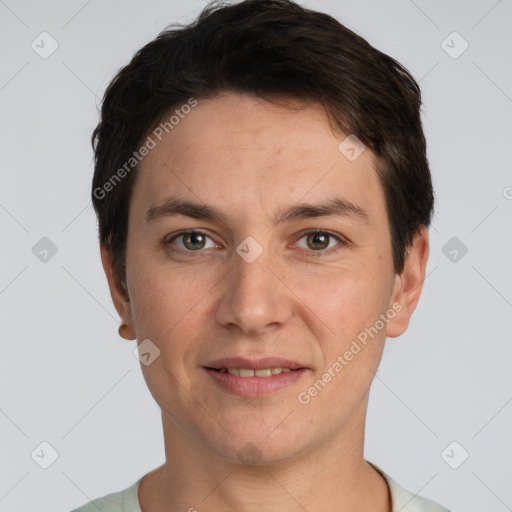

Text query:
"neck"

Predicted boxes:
[[138, 401, 390, 512]]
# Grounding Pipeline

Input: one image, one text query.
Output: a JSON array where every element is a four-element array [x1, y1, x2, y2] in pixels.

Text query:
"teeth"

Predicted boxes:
[[221, 367, 294, 377], [255, 368, 272, 377]]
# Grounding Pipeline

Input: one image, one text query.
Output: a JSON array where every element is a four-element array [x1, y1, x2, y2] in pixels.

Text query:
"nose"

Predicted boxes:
[[214, 243, 294, 335]]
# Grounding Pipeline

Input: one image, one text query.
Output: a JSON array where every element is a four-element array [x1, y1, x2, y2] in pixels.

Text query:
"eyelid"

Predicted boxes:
[[292, 229, 349, 254], [165, 229, 220, 253]]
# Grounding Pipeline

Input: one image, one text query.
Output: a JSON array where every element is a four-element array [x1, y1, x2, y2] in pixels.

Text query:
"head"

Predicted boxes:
[[93, 0, 433, 465]]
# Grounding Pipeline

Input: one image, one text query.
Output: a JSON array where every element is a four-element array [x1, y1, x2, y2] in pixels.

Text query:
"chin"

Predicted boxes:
[[205, 422, 306, 467]]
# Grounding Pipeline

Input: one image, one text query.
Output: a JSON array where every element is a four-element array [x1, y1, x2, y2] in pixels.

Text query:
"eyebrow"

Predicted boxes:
[[146, 197, 369, 225]]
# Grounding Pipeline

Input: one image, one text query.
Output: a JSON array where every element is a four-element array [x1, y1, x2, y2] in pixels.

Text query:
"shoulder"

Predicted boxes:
[[370, 463, 451, 512], [69, 476, 145, 512], [386, 475, 451, 512]]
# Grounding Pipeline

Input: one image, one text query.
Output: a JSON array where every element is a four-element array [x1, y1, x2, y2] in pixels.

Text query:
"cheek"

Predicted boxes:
[[127, 264, 206, 405], [298, 265, 392, 336], [127, 246, 215, 334], [302, 275, 390, 405]]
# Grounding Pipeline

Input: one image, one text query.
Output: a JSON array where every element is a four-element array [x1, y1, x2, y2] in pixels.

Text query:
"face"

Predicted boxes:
[[103, 93, 428, 465]]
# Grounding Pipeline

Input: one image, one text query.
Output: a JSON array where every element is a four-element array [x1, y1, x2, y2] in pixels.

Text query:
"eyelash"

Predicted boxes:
[[164, 229, 348, 257]]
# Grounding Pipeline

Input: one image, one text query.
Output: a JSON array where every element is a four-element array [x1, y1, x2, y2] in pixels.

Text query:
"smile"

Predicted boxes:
[[203, 367, 307, 397], [211, 367, 293, 377]]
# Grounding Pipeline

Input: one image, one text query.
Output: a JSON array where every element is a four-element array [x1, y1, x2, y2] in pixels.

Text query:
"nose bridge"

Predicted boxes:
[[235, 248, 273, 300], [215, 239, 292, 334]]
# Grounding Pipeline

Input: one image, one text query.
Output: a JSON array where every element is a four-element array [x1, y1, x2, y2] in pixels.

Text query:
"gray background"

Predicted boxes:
[[1, 0, 511, 510]]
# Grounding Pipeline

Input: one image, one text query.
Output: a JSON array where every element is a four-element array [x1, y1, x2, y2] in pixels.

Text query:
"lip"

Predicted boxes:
[[204, 357, 307, 371], [204, 367, 308, 397]]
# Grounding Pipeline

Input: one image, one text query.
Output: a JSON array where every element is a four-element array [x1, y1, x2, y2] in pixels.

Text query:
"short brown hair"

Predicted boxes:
[[91, 0, 434, 286]]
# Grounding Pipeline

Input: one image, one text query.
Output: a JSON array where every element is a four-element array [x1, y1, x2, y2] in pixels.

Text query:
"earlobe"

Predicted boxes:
[[118, 322, 136, 341], [100, 243, 136, 340], [386, 226, 429, 338]]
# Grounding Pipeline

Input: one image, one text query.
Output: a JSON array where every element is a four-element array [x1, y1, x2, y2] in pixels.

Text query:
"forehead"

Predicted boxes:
[[131, 93, 385, 222]]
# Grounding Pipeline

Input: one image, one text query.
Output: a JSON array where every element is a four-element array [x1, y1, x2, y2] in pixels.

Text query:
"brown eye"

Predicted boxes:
[[306, 232, 330, 250], [182, 232, 207, 250], [295, 230, 345, 254], [167, 231, 216, 252]]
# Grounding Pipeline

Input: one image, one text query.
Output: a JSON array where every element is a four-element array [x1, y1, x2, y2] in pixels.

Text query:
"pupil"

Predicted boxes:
[[308, 233, 329, 250], [185, 233, 205, 250]]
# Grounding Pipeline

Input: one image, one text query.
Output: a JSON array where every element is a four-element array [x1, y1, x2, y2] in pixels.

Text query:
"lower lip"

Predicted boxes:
[[204, 368, 307, 397]]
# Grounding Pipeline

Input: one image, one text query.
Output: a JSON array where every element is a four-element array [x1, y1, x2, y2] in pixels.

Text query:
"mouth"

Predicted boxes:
[[204, 367, 298, 377], [204, 356, 306, 372], [203, 357, 308, 397]]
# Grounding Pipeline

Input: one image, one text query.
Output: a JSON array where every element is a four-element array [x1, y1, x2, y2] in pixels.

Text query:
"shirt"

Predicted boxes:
[[70, 464, 451, 512]]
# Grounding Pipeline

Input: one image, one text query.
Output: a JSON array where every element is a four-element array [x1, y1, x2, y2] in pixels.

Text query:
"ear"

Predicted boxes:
[[100, 243, 136, 340], [386, 226, 429, 338]]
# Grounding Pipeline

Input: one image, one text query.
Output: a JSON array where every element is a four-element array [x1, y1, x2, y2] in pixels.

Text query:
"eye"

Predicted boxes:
[[295, 230, 346, 253], [166, 230, 217, 252]]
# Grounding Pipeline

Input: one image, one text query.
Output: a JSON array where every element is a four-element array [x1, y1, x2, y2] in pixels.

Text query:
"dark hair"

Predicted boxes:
[[91, 0, 434, 286]]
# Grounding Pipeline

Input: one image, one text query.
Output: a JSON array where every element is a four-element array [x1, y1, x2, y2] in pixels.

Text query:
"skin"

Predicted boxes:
[[101, 92, 429, 512]]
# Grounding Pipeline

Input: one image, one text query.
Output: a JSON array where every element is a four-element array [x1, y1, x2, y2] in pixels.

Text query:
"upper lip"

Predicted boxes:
[[204, 357, 306, 370]]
